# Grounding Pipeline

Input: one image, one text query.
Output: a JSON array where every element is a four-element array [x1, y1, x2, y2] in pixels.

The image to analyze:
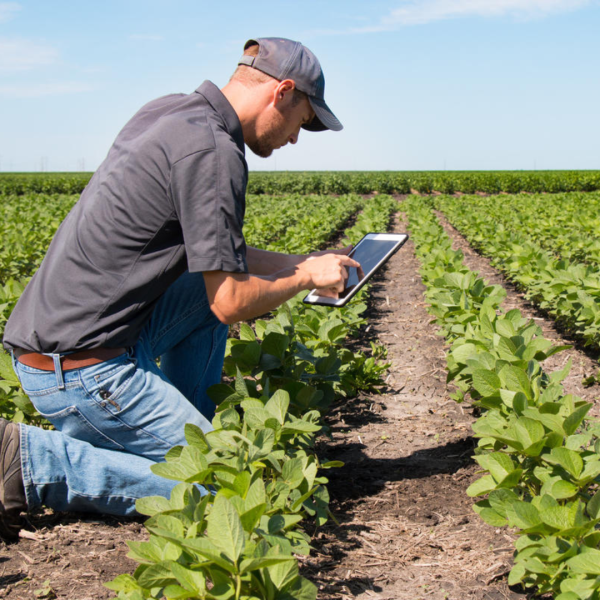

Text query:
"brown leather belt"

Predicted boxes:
[[14, 347, 127, 372]]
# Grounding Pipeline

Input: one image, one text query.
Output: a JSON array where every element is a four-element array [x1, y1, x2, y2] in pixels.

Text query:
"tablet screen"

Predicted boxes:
[[303, 233, 408, 307], [339, 238, 399, 298]]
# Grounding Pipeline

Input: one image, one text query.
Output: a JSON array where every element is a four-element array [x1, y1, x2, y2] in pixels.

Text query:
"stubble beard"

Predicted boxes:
[[248, 111, 289, 158]]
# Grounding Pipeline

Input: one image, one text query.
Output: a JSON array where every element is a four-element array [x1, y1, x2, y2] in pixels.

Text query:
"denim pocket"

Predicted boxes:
[[83, 357, 139, 413]]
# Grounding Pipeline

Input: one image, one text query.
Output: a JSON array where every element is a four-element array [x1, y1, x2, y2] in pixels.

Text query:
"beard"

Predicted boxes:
[[247, 110, 290, 158]]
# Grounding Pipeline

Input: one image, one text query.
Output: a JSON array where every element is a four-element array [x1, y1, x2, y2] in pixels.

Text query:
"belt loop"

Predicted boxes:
[[52, 354, 66, 390]]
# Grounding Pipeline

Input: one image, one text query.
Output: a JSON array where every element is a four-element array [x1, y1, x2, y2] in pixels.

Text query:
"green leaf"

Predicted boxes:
[[474, 505, 508, 527], [499, 365, 532, 399], [320, 461, 344, 469], [245, 477, 267, 509], [262, 332, 290, 360], [550, 480, 578, 500], [450, 342, 478, 364], [282, 418, 321, 434], [587, 490, 600, 519], [137, 561, 177, 588], [540, 506, 576, 531], [240, 555, 295, 574], [282, 458, 305, 490], [170, 562, 207, 595], [163, 584, 194, 599], [265, 389, 290, 425], [239, 323, 256, 341], [240, 503, 267, 532], [0, 351, 19, 383], [514, 417, 545, 455], [496, 318, 516, 338], [232, 471, 252, 497], [567, 548, 600, 574], [507, 562, 526, 586], [135, 495, 172, 516], [488, 488, 520, 517], [151, 445, 209, 483], [550, 358, 573, 384], [234, 366, 249, 397], [472, 369, 501, 397], [580, 460, 600, 482], [544, 448, 584, 479], [255, 319, 267, 340], [555, 592, 586, 600], [206, 494, 245, 564], [475, 452, 516, 484], [279, 575, 318, 600], [267, 514, 303, 534], [155, 515, 185, 538], [564, 403, 592, 436], [184, 423, 210, 452], [523, 408, 566, 436], [467, 474, 497, 497], [180, 537, 236, 573], [266, 558, 298, 590], [560, 575, 600, 597], [241, 342, 262, 368], [244, 407, 275, 429], [512, 392, 528, 414], [103, 574, 143, 593], [506, 501, 542, 530]]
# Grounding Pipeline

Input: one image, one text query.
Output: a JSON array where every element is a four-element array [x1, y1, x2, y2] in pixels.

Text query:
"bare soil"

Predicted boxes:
[[2, 201, 599, 599]]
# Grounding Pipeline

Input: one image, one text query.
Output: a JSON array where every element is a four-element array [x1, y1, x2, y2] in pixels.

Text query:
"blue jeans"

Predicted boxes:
[[12, 271, 228, 516]]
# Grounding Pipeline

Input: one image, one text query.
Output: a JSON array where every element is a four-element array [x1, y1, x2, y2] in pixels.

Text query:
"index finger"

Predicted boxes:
[[338, 255, 361, 269]]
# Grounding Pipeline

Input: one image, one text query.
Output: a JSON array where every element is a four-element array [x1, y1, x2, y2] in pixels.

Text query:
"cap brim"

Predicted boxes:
[[303, 96, 343, 132]]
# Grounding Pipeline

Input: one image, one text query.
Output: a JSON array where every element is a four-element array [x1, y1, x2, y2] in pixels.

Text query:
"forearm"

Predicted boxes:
[[207, 267, 310, 324], [205, 250, 360, 324], [246, 246, 305, 276]]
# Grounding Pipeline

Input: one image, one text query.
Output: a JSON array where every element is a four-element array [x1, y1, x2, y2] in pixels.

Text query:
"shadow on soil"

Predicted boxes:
[[323, 436, 475, 505]]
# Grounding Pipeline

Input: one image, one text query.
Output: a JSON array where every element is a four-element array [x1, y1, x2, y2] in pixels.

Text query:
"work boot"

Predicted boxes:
[[0, 418, 26, 542]]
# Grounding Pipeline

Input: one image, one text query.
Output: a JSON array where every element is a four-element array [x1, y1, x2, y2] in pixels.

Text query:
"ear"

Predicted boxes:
[[272, 79, 296, 108]]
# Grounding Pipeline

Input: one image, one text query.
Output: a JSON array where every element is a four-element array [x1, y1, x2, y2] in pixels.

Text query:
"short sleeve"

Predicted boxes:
[[169, 139, 248, 274]]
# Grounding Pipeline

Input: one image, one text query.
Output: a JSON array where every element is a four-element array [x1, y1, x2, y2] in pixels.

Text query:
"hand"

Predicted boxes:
[[298, 252, 361, 297]]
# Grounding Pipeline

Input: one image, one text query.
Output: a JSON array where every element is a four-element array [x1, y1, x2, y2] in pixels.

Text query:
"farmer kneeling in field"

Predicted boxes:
[[0, 37, 357, 541]]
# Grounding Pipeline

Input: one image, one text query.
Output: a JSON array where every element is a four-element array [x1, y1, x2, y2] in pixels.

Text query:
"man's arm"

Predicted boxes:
[[245, 245, 352, 276], [203, 251, 360, 324]]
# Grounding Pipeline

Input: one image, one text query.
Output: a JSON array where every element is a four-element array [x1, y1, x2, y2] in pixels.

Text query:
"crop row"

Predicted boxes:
[[243, 195, 319, 249], [437, 192, 600, 267], [3, 170, 600, 197], [107, 195, 400, 599], [435, 193, 600, 351], [405, 197, 600, 600]]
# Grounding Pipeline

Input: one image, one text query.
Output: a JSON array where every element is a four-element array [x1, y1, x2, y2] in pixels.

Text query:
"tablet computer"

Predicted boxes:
[[303, 232, 408, 307]]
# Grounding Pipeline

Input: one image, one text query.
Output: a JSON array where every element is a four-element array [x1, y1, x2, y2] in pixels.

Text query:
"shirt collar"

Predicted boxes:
[[195, 80, 245, 154]]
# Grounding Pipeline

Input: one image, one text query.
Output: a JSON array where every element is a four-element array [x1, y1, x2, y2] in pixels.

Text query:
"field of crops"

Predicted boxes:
[[2, 172, 600, 600], [2, 169, 600, 197]]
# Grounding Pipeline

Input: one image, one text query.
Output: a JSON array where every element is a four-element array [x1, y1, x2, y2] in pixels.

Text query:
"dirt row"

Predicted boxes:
[[1, 202, 599, 599]]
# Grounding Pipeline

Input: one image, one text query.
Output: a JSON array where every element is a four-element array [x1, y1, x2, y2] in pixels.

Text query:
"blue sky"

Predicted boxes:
[[1, 0, 599, 172]]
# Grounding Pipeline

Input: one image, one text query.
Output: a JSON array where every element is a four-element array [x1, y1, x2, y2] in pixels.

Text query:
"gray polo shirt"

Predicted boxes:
[[4, 81, 248, 353]]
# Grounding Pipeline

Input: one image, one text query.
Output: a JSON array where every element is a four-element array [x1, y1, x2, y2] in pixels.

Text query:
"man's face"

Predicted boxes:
[[248, 93, 315, 158]]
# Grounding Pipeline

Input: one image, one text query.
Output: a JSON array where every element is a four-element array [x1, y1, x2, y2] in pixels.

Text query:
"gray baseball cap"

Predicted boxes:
[[238, 37, 343, 132]]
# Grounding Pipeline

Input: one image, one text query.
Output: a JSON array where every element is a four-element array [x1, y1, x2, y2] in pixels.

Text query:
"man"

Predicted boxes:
[[0, 37, 358, 541]]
